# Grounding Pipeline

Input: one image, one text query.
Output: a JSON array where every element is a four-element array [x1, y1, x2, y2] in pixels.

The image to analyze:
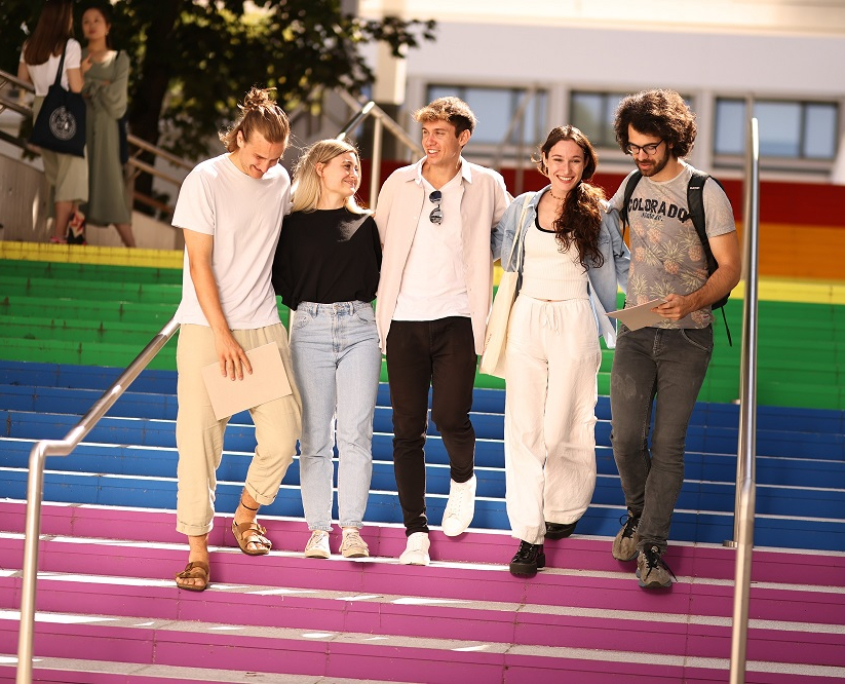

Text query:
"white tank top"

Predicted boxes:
[[519, 223, 589, 301]]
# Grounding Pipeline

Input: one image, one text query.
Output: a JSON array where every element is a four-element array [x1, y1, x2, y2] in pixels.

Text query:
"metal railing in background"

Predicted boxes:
[[0, 67, 194, 218], [15, 319, 180, 684], [491, 87, 543, 197], [727, 116, 761, 684], [334, 89, 423, 209], [1, 69, 416, 218]]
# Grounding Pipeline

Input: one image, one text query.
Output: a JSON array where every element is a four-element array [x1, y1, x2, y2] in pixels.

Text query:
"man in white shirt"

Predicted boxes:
[[375, 97, 510, 565], [171, 88, 301, 591]]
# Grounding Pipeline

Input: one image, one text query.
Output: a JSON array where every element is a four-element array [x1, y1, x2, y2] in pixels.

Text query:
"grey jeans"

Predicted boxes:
[[609, 324, 713, 553]]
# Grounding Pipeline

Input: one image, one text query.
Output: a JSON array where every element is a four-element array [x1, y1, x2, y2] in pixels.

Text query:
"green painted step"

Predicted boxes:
[[0, 276, 182, 305], [0, 259, 182, 284]]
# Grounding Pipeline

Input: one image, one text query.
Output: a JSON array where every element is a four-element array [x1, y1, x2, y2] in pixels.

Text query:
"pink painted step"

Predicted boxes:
[[3, 534, 843, 630], [0, 613, 837, 684], [1, 571, 843, 669], [3, 501, 845, 587]]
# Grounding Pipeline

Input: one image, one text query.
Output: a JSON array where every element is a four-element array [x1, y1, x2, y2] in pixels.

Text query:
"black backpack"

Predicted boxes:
[[619, 168, 732, 345]]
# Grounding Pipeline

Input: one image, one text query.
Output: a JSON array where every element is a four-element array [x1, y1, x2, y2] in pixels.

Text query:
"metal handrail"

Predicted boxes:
[[491, 87, 541, 196], [334, 90, 423, 209], [15, 318, 180, 684], [728, 117, 761, 684]]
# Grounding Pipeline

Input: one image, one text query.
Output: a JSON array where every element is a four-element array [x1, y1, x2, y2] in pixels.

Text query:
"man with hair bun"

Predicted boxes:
[[608, 89, 740, 589], [171, 87, 301, 591], [375, 96, 510, 566]]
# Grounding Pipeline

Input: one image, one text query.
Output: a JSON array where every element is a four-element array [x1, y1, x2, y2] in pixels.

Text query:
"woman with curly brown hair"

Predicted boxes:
[[491, 125, 630, 577]]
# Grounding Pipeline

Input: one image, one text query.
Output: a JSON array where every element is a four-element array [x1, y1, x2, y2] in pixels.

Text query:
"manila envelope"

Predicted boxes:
[[200, 342, 291, 420], [607, 298, 667, 331]]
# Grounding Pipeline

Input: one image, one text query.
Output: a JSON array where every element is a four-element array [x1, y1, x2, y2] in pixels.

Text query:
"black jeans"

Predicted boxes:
[[386, 317, 477, 536], [610, 324, 713, 553]]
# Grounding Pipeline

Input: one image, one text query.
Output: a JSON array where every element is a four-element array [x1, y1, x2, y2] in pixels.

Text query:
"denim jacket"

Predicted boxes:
[[491, 186, 630, 347]]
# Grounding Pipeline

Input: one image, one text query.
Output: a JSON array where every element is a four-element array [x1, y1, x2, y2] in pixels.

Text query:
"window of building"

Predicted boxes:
[[570, 91, 628, 148], [715, 98, 838, 160], [425, 85, 548, 146]]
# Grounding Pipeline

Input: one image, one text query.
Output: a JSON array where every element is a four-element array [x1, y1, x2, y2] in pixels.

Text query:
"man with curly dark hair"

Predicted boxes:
[[607, 89, 741, 589]]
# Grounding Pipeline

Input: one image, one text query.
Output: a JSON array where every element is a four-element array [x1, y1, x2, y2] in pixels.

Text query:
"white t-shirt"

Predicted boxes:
[[20, 39, 81, 96], [392, 164, 471, 321], [173, 153, 290, 329]]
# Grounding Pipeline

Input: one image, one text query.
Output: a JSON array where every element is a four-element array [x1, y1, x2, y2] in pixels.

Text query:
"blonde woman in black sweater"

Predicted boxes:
[[273, 140, 382, 560]]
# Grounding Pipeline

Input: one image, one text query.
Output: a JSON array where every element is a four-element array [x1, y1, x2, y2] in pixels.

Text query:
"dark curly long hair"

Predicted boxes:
[[534, 125, 605, 270], [613, 89, 697, 158]]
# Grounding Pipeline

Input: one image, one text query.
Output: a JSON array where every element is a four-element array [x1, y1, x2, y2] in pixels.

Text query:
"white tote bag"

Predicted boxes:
[[479, 195, 534, 378]]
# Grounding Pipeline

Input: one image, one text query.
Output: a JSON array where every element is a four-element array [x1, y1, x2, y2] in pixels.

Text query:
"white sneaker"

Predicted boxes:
[[441, 475, 476, 537], [340, 528, 370, 558], [399, 532, 430, 566], [304, 530, 331, 559]]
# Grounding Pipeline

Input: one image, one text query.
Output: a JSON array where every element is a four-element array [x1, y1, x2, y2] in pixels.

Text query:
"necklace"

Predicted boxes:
[[548, 189, 566, 201]]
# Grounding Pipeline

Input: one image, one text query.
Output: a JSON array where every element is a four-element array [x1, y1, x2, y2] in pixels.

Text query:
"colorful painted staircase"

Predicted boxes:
[[0, 244, 844, 683]]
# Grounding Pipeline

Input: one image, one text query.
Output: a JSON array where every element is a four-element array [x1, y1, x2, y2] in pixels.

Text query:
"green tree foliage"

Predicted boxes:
[[3, 0, 435, 157]]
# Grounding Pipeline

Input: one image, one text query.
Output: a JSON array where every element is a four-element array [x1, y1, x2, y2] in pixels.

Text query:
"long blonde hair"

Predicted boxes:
[[291, 139, 369, 214], [220, 87, 289, 152]]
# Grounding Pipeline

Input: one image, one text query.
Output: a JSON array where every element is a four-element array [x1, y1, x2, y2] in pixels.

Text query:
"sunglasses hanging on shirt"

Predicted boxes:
[[429, 190, 443, 224]]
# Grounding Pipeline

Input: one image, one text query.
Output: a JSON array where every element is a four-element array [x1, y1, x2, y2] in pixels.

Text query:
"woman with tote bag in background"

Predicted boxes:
[[18, 0, 90, 244]]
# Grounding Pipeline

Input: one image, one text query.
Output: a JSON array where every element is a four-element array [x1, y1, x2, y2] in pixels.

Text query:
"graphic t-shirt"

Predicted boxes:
[[610, 162, 735, 329]]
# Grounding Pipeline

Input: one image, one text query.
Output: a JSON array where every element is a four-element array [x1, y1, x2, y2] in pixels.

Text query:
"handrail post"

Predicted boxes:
[[728, 117, 761, 684], [370, 116, 384, 210], [15, 444, 49, 684]]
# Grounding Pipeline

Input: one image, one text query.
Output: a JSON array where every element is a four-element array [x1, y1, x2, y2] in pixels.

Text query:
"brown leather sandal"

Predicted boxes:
[[232, 520, 272, 555], [175, 561, 210, 592]]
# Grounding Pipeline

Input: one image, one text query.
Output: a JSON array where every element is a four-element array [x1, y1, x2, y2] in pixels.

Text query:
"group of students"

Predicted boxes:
[[18, 0, 135, 247], [169, 81, 740, 593]]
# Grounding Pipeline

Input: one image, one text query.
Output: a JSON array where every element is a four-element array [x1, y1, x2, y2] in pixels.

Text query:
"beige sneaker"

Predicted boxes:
[[636, 545, 677, 589], [340, 528, 369, 558], [611, 514, 640, 561], [304, 530, 330, 559]]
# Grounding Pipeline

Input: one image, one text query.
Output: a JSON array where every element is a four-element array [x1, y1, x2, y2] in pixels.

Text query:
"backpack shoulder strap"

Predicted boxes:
[[687, 169, 732, 345], [619, 170, 643, 237], [686, 169, 718, 273]]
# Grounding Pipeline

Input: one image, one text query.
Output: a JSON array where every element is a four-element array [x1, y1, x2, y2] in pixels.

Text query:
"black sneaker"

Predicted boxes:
[[611, 513, 640, 561], [636, 545, 677, 589], [545, 520, 577, 540], [509, 541, 545, 577]]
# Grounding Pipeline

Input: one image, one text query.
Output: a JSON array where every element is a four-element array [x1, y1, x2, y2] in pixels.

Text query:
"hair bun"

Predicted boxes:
[[242, 87, 276, 113]]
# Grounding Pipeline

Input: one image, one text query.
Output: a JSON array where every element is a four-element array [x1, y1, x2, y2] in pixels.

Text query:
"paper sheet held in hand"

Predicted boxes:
[[606, 299, 667, 331], [200, 342, 291, 420]]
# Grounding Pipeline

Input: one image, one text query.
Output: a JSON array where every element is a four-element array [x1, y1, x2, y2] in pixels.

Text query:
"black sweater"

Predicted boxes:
[[272, 208, 382, 311]]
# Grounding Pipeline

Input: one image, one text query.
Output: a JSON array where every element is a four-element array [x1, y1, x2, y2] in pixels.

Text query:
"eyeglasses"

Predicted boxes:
[[624, 140, 665, 156], [429, 190, 443, 224]]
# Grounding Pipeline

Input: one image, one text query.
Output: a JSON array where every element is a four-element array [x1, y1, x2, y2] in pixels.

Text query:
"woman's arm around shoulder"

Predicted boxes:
[[601, 203, 630, 293]]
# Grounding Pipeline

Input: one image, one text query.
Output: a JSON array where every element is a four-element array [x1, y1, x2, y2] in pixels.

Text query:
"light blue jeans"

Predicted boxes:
[[290, 301, 382, 532]]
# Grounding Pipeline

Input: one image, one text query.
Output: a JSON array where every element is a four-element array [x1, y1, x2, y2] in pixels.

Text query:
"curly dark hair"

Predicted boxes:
[[534, 125, 605, 270], [613, 89, 697, 158]]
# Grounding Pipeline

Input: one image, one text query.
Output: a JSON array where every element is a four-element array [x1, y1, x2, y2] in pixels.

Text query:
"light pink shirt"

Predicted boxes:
[[375, 157, 511, 354]]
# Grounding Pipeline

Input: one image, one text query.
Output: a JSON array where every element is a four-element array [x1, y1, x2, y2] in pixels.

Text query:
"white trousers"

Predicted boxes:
[[504, 295, 602, 545]]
